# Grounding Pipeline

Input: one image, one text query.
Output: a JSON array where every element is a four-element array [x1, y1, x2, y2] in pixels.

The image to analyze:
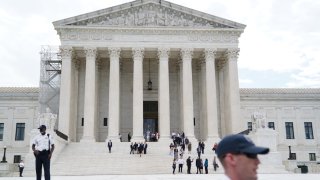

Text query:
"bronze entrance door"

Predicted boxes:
[[143, 101, 158, 142]]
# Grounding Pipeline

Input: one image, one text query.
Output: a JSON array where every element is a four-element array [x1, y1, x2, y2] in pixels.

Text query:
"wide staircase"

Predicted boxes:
[[51, 141, 222, 175]]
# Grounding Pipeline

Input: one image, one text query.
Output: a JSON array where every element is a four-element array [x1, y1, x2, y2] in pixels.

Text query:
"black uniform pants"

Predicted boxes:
[[36, 151, 50, 180], [19, 167, 24, 177], [187, 165, 191, 174], [178, 164, 183, 172]]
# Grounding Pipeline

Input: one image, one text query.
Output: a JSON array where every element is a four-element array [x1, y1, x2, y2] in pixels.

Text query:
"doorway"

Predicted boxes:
[[143, 101, 158, 141]]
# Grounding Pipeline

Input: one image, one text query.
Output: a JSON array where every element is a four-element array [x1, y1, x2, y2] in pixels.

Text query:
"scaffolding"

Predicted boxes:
[[39, 45, 61, 115]]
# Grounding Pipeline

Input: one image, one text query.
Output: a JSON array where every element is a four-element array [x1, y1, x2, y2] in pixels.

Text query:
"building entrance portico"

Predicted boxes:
[[54, 0, 246, 145]]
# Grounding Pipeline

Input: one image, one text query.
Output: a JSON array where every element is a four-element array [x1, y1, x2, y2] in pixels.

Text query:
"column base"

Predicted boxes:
[[157, 137, 172, 144], [130, 136, 145, 143], [106, 136, 121, 142], [80, 136, 96, 143]]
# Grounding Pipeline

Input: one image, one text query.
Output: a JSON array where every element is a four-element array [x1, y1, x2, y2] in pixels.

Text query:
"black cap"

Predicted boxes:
[[38, 125, 46, 130], [216, 134, 269, 158]]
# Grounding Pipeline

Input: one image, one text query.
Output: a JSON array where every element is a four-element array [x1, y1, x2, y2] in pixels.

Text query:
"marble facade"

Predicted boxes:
[[53, 0, 246, 143]]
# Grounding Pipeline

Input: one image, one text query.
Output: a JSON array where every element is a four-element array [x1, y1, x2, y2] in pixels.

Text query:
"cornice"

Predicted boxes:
[[0, 87, 39, 93], [240, 88, 320, 94], [240, 88, 320, 100]]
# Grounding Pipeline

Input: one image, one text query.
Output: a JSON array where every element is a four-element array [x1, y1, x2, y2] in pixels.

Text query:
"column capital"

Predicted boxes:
[[132, 47, 144, 59], [84, 47, 97, 59], [204, 48, 217, 60], [157, 47, 170, 60], [108, 47, 121, 59], [60, 46, 73, 59], [226, 48, 240, 60], [180, 48, 193, 60]]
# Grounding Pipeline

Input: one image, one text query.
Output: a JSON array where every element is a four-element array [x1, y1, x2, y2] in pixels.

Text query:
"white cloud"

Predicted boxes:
[[239, 78, 253, 84]]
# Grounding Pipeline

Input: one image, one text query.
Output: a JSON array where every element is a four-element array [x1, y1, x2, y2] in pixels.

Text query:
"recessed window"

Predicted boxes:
[[247, 122, 252, 131], [14, 155, 21, 163], [104, 118, 108, 126], [81, 118, 84, 126], [268, 122, 275, 130], [285, 122, 294, 139], [0, 123, 4, 141], [15, 123, 25, 141], [309, 153, 316, 161], [304, 122, 314, 139]]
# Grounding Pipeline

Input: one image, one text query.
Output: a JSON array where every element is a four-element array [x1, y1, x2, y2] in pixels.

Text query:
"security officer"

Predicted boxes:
[[32, 125, 54, 180]]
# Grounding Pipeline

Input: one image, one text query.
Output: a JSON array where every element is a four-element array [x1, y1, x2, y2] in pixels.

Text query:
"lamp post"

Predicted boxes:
[[288, 145, 292, 160], [1, 146, 7, 163]]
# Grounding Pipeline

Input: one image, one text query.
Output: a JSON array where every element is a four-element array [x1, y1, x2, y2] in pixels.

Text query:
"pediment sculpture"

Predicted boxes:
[[68, 4, 232, 28]]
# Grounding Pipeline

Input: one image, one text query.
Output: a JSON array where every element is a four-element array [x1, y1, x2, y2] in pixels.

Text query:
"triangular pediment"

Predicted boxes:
[[53, 0, 245, 29]]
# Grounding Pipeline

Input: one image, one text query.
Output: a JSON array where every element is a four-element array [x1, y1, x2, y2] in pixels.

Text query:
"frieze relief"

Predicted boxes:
[[68, 4, 232, 29], [58, 28, 240, 44]]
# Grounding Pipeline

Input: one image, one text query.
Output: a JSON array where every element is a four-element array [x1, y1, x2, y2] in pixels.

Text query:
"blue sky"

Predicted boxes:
[[0, 0, 319, 88]]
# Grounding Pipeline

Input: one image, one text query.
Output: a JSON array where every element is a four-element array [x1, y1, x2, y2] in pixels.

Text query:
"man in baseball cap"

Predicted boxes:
[[216, 134, 269, 180], [38, 125, 46, 130]]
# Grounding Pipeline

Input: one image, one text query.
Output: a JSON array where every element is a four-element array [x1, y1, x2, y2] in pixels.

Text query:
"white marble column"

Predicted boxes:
[[180, 48, 195, 141], [58, 46, 73, 140], [178, 60, 184, 133], [158, 47, 171, 141], [70, 57, 80, 142], [107, 47, 121, 141], [204, 48, 220, 143], [225, 48, 243, 133], [81, 47, 97, 142], [131, 47, 145, 142]]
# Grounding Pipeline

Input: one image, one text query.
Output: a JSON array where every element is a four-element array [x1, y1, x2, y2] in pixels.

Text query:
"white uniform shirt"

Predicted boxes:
[[178, 158, 184, 165], [19, 162, 24, 168], [32, 133, 54, 151]]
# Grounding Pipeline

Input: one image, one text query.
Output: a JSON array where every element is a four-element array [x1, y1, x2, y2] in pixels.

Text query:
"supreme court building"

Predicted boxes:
[[53, 0, 245, 143], [0, 0, 319, 173]]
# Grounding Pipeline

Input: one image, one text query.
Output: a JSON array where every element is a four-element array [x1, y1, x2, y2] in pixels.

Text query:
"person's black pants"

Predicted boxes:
[[187, 165, 191, 174], [19, 167, 24, 177], [205, 166, 208, 174], [178, 164, 183, 172], [35, 151, 50, 180]]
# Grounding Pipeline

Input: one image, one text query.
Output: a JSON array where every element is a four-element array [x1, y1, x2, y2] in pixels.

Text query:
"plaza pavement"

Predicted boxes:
[[1, 174, 320, 180]]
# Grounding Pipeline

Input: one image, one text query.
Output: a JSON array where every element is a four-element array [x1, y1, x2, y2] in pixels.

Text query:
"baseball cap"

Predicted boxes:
[[38, 125, 46, 130], [216, 134, 269, 158]]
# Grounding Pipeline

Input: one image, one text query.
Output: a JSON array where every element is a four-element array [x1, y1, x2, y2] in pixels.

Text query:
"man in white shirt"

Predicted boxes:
[[177, 156, 184, 173], [32, 125, 55, 180], [18, 160, 24, 177]]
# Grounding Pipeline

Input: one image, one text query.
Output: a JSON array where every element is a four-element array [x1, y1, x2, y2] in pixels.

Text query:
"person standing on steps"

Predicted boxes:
[[172, 159, 177, 174], [177, 156, 184, 173], [32, 125, 54, 180], [143, 142, 148, 154], [128, 132, 131, 142], [186, 156, 193, 174], [204, 158, 209, 174], [18, 160, 24, 177], [107, 140, 112, 153]]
